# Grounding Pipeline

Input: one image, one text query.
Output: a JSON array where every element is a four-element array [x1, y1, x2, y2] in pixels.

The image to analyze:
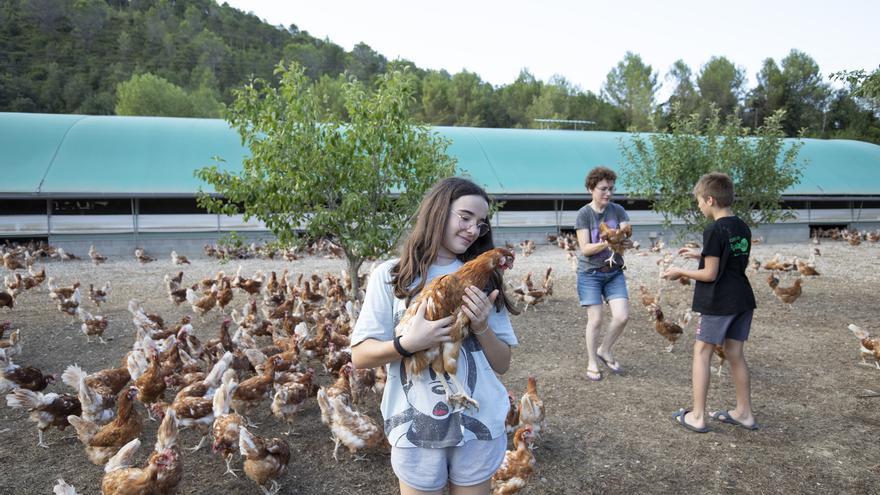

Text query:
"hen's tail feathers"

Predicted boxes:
[[155, 407, 178, 452], [6, 387, 46, 410], [61, 364, 86, 392], [849, 324, 870, 341], [53, 479, 79, 495], [185, 289, 199, 305], [66, 414, 99, 445], [238, 425, 258, 458], [205, 351, 234, 388], [212, 380, 231, 417], [104, 438, 141, 473]]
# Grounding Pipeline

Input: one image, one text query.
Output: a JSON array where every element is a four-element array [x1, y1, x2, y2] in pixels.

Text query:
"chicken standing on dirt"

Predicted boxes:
[[212, 373, 244, 476], [649, 305, 687, 352], [5, 388, 81, 448], [317, 386, 387, 461], [848, 324, 880, 369], [239, 426, 291, 495], [1, 352, 55, 393], [490, 426, 536, 495], [67, 386, 143, 465], [517, 375, 546, 439], [100, 437, 178, 495], [395, 247, 515, 411], [767, 274, 803, 306]]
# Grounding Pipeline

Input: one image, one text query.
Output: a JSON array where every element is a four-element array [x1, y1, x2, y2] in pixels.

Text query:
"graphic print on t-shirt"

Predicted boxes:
[[383, 337, 491, 448], [729, 236, 749, 257]]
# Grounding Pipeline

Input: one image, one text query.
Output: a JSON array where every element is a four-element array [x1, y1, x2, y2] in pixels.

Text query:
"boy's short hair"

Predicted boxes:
[[693, 172, 734, 207], [585, 166, 617, 190]]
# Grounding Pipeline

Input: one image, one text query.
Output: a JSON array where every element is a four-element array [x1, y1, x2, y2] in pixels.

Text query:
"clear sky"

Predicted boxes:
[[223, 0, 878, 99]]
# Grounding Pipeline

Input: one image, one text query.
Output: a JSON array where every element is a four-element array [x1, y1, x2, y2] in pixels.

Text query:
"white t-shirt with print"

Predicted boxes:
[[351, 258, 518, 449]]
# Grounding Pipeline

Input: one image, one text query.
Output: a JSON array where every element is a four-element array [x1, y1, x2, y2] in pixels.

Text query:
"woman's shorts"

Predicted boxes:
[[390, 435, 508, 492], [695, 310, 753, 345], [577, 268, 629, 306]]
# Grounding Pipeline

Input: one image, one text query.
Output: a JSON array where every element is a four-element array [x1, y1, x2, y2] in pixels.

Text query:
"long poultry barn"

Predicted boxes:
[[1, 112, 879, 255]]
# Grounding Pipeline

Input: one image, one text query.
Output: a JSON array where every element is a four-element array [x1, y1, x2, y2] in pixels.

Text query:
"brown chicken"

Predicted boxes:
[[317, 387, 386, 461], [271, 368, 316, 435], [349, 365, 377, 405], [848, 324, 880, 369], [504, 391, 520, 434], [135, 350, 168, 414], [171, 250, 190, 265], [767, 274, 803, 306], [187, 285, 218, 316], [650, 305, 686, 352], [395, 247, 515, 410], [5, 388, 81, 448], [212, 374, 245, 476], [88, 283, 110, 307], [517, 375, 546, 439], [88, 245, 107, 265], [100, 438, 178, 495], [598, 221, 633, 266], [232, 358, 275, 421], [638, 284, 662, 309], [76, 308, 109, 344], [62, 363, 130, 425], [0, 290, 14, 310], [149, 407, 183, 494], [1, 354, 55, 393], [794, 257, 820, 276], [238, 426, 290, 494], [490, 426, 537, 495], [68, 386, 143, 465]]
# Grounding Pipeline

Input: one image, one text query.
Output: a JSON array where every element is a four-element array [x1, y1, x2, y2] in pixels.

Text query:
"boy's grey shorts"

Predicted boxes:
[[391, 435, 507, 492], [695, 310, 753, 345]]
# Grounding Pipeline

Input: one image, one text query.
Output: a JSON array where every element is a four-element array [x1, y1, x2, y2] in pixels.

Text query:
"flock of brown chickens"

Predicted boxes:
[[1, 241, 550, 495]]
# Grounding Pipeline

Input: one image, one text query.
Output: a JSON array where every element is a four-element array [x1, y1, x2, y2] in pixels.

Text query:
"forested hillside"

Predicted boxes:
[[1, 0, 877, 141]]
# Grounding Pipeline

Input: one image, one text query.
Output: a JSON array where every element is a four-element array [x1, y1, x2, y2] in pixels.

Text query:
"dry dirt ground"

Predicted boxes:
[[0, 239, 878, 495]]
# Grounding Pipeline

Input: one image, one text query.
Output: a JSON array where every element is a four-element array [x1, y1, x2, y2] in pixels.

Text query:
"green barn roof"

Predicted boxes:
[[1, 112, 878, 198]]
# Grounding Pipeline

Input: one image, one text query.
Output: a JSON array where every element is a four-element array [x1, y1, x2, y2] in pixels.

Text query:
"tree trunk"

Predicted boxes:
[[347, 256, 364, 301]]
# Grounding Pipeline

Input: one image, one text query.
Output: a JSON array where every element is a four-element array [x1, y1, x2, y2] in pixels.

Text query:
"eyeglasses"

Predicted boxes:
[[594, 186, 614, 194], [451, 210, 490, 237]]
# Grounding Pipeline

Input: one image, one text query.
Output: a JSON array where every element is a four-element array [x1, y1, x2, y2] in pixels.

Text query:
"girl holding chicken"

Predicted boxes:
[[575, 166, 632, 381], [352, 177, 519, 495]]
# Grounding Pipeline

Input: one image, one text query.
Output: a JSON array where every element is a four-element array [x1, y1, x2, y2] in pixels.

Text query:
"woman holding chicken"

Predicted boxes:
[[352, 177, 520, 495], [575, 166, 632, 381]]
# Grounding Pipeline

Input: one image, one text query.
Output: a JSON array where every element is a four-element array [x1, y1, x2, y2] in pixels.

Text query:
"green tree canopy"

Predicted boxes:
[[195, 63, 457, 296], [602, 52, 658, 131], [696, 56, 746, 119], [115, 72, 224, 117], [620, 104, 805, 234]]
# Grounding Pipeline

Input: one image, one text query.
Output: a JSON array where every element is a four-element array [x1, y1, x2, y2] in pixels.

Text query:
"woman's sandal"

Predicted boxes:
[[597, 354, 624, 375], [586, 369, 603, 381]]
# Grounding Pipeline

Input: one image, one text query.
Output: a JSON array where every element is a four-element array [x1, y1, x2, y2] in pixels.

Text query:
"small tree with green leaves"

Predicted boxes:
[[195, 62, 457, 297], [619, 104, 805, 235]]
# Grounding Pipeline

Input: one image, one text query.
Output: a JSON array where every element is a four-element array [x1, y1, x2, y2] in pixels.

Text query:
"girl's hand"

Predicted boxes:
[[662, 267, 682, 280], [677, 247, 701, 260], [462, 286, 498, 334], [399, 299, 453, 352]]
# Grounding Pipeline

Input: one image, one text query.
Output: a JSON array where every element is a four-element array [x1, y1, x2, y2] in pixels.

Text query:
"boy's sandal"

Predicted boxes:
[[597, 354, 624, 375], [586, 369, 603, 382], [671, 408, 709, 433], [710, 410, 760, 430]]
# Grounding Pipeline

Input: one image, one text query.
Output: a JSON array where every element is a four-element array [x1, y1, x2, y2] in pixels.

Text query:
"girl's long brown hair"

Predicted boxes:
[[391, 177, 519, 315]]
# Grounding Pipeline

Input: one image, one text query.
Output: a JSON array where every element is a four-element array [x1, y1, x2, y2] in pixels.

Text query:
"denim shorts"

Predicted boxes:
[[390, 435, 508, 491], [577, 268, 629, 306], [695, 310, 753, 345]]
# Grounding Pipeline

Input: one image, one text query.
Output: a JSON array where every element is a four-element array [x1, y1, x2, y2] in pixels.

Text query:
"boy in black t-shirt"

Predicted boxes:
[[662, 172, 759, 433]]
